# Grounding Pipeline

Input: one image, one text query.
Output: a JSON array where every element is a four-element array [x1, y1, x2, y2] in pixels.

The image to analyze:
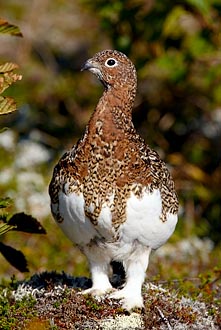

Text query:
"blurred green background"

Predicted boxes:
[[0, 0, 220, 281]]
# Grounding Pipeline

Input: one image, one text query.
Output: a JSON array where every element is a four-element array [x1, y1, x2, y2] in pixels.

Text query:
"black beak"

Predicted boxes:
[[80, 59, 107, 88], [81, 60, 93, 71]]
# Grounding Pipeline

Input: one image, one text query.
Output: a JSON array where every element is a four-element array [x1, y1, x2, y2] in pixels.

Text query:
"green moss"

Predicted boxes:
[[85, 295, 105, 312], [0, 290, 37, 330]]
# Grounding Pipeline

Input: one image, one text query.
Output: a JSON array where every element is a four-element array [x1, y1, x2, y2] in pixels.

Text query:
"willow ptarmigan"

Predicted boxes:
[[49, 49, 178, 310]]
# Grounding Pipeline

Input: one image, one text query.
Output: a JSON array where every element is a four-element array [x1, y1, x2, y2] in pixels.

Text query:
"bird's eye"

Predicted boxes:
[[105, 58, 118, 67]]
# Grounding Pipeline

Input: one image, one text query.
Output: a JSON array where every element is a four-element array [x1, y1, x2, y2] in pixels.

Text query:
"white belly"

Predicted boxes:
[[53, 188, 177, 249], [121, 189, 177, 249]]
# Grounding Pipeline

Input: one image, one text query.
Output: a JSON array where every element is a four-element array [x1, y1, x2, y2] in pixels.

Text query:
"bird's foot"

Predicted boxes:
[[109, 288, 144, 311], [80, 286, 115, 297]]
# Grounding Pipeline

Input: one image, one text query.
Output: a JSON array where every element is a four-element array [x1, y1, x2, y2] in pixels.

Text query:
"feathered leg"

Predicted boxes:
[[110, 245, 151, 310], [81, 245, 113, 296]]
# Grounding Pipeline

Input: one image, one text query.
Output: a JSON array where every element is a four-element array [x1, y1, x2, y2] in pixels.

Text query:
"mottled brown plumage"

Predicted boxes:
[[49, 50, 178, 310]]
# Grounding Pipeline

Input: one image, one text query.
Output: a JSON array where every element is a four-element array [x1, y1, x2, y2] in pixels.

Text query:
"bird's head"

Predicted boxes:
[[81, 50, 137, 91]]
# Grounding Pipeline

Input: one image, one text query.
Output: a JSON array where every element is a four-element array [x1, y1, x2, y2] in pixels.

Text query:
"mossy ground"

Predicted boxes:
[[0, 267, 220, 330], [0, 292, 37, 330]]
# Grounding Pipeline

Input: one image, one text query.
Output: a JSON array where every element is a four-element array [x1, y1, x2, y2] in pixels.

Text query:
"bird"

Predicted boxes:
[[49, 49, 179, 311]]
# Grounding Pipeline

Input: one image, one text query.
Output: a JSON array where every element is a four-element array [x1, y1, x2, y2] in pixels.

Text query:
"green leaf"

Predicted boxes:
[[0, 127, 9, 133], [163, 6, 189, 39], [185, 35, 215, 58], [0, 96, 17, 114], [0, 68, 22, 94], [8, 212, 47, 234], [0, 18, 23, 37], [155, 51, 187, 82], [0, 242, 29, 272], [186, 0, 211, 17], [0, 62, 22, 114], [0, 197, 12, 209], [0, 223, 15, 236], [0, 62, 19, 73]]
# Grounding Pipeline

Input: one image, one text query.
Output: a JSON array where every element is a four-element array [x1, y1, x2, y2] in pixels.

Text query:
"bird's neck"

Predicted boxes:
[[87, 85, 136, 139]]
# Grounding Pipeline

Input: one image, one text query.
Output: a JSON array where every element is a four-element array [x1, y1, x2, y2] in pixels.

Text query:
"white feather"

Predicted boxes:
[[55, 188, 177, 252], [57, 191, 97, 245], [121, 189, 178, 249]]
